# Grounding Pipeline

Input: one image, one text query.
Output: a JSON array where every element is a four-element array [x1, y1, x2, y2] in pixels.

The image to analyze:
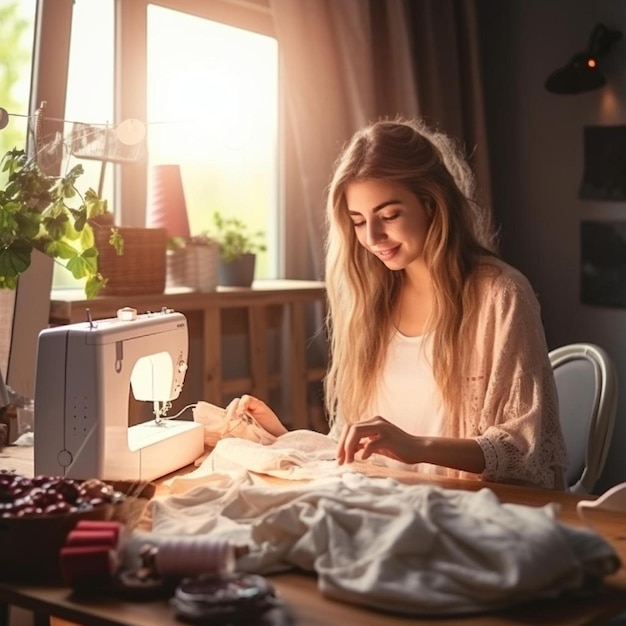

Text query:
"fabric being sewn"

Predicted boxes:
[[144, 471, 620, 616], [173, 428, 425, 485]]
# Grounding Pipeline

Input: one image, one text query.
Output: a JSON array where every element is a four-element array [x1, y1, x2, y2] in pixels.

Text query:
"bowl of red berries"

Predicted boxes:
[[0, 471, 153, 584]]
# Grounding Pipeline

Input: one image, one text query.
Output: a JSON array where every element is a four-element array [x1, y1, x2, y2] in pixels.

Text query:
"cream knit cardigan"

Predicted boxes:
[[329, 259, 568, 490], [452, 259, 567, 490]]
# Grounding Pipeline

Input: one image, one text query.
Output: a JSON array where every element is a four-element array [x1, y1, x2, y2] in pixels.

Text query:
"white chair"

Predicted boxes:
[[549, 343, 618, 494]]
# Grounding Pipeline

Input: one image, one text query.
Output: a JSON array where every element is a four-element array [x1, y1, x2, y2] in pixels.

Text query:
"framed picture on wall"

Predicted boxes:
[[581, 220, 626, 307], [579, 125, 626, 201]]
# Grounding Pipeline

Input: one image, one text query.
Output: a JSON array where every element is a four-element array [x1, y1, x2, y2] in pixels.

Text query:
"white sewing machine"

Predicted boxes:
[[34, 307, 204, 481]]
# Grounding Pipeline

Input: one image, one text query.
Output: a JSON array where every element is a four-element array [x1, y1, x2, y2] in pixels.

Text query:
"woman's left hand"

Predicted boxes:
[[336, 415, 421, 465]]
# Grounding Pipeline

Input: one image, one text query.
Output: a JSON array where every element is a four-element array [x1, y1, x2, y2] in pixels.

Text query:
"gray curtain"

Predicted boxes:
[[270, 0, 492, 281]]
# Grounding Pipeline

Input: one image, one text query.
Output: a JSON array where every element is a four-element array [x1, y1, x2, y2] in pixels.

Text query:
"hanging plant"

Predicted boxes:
[[0, 148, 123, 298]]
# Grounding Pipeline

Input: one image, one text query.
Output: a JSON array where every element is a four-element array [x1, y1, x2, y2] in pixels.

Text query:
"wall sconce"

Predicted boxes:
[[545, 23, 622, 94]]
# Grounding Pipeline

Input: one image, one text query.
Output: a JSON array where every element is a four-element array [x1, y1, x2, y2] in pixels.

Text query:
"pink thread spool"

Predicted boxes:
[[151, 538, 242, 578]]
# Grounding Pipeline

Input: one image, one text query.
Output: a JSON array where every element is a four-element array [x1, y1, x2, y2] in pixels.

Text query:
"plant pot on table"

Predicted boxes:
[[218, 253, 256, 287]]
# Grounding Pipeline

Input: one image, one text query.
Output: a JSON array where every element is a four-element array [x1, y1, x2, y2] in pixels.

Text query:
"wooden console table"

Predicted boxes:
[[49, 280, 327, 430]]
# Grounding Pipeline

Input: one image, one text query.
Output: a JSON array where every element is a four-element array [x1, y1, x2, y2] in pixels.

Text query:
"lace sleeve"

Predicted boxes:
[[466, 268, 567, 490]]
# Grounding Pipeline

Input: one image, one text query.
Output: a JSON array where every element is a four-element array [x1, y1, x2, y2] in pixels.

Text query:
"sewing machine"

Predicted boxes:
[[34, 307, 204, 481]]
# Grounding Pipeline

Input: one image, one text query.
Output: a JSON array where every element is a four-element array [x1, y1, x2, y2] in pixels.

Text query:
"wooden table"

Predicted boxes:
[[50, 280, 327, 430], [1, 447, 626, 626]]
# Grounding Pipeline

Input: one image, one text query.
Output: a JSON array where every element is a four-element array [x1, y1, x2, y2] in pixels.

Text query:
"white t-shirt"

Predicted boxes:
[[364, 331, 446, 475], [366, 331, 444, 434]]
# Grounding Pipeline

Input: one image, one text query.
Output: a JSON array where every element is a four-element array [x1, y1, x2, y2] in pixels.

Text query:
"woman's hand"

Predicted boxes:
[[225, 394, 288, 438], [336, 415, 486, 474], [336, 415, 421, 465]]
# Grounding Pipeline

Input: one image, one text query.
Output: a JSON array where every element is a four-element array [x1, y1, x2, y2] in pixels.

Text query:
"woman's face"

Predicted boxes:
[[345, 178, 431, 271]]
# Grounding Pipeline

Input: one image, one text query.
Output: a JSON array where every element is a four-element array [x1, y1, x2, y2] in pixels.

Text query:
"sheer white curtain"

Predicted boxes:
[[270, 0, 491, 281]]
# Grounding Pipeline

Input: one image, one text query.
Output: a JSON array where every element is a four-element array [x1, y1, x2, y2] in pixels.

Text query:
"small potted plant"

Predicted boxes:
[[0, 148, 122, 298], [209, 211, 266, 287], [167, 232, 220, 292]]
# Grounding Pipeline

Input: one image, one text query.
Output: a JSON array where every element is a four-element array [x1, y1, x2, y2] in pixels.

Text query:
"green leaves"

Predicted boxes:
[[0, 148, 118, 298], [84, 187, 108, 218], [66, 246, 98, 280], [85, 273, 106, 300], [209, 211, 266, 262], [0, 239, 32, 279], [109, 228, 124, 255]]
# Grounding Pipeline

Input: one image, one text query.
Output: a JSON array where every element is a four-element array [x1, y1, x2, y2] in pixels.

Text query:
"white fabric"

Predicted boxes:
[[192, 401, 277, 448], [206, 430, 339, 480], [174, 429, 429, 486], [141, 471, 620, 616]]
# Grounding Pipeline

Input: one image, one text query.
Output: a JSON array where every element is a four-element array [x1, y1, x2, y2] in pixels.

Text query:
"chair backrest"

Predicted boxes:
[[549, 343, 618, 494]]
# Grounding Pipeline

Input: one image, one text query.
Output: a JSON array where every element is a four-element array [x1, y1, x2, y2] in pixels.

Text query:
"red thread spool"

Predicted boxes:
[[60, 546, 118, 587], [60, 520, 124, 588], [66, 529, 119, 549], [75, 520, 123, 534]]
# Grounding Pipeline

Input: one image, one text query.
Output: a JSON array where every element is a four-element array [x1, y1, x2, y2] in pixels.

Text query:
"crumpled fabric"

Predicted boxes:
[[139, 471, 620, 616]]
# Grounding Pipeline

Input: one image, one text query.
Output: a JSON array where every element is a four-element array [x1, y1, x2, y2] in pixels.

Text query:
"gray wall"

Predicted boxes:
[[476, 0, 626, 492]]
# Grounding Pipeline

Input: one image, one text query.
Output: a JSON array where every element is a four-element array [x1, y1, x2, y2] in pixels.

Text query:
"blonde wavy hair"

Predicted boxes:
[[324, 118, 498, 430]]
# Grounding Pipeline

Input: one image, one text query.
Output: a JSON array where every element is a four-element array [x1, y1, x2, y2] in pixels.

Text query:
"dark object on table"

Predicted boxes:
[[171, 572, 279, 624], [0, 475, 154, 584]]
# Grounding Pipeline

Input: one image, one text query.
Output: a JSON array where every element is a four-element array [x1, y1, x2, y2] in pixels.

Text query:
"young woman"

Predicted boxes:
[[229, 118, 567, 490]]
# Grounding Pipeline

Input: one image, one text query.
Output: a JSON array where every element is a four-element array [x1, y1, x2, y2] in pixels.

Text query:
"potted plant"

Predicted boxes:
[[166, 232, 220, 292], [209, 211, 266, 287], [0, 148, 122, 298]]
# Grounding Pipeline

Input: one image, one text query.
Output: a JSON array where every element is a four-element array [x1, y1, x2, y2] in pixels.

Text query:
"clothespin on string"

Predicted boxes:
[[0, 102, 147, 194]]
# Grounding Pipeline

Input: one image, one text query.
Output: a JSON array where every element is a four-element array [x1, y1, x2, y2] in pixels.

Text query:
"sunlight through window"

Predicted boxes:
[[147, 5, 279, 278]]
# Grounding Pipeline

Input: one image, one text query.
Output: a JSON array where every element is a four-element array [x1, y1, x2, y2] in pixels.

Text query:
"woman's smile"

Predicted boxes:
[[373, 245, 401, 260]]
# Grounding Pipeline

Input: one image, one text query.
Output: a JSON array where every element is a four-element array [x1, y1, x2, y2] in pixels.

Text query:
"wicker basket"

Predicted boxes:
[[94, 227, 167, 296], [167, 244, 219, 292]]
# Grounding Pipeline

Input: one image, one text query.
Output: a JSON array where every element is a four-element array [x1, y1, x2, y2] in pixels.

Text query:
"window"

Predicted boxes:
[[31, 0, 278, 289], [63, 0, 114, 198], [146, 4, 278, 278], [0, 0, 36, 180], [53, 0, 115, 288]]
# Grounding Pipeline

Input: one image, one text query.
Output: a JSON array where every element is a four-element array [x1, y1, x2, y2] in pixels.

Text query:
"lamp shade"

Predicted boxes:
[[545, 23, 622, 95], [545, 53, 606, 94], [146, 164, 191, 238]]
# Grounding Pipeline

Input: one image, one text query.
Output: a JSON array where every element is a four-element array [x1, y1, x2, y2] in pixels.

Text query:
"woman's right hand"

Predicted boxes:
[[225, 394, 288, 437]]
